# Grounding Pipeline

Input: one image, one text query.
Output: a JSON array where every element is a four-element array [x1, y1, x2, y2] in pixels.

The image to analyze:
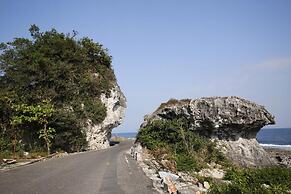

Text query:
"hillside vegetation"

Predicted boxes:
[[0, 25, 116, 157]]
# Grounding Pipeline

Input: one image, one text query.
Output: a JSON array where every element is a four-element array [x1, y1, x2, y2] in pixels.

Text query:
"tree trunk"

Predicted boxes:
[[13, 133, 16, 159], [47, 142, 50, 155], [44, 124, 50, 155]]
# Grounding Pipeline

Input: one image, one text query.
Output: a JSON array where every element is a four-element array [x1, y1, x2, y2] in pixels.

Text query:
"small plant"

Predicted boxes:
[[39, 127, 55, 155]]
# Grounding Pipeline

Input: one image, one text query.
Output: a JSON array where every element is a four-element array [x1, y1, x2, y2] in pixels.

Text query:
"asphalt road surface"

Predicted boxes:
[[0, 141, 156, 194]]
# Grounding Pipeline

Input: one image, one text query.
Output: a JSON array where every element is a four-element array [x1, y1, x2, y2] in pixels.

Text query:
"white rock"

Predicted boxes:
[[158, 171, 179, 181], [85, 86, 126, 150], [198, 168, 225, 179], [203, 181, 210, 189]]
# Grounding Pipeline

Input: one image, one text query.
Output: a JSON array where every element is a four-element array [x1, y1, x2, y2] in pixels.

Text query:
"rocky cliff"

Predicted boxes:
[[139, 96, 275, 167], [85, 85, 126, 150]]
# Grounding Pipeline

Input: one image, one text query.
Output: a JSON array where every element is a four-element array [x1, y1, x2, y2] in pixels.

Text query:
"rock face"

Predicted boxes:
[[85, 85, 126, 150], [265, 148, 291, 168], [140, 96, 276, 167]]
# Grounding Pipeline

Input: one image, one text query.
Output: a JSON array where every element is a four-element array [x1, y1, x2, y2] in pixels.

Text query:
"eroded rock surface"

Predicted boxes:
[[85, 86, 126, 150], [265, 148, 291, 168], [140, 96, 276, 167]]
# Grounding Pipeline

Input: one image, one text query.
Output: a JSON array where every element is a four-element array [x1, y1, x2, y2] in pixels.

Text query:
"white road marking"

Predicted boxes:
[[125, 156, 129, 165]]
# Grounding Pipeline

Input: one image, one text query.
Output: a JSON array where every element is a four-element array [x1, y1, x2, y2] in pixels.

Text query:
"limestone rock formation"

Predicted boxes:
[[85, 85, 126, 150], [140, 96, 276, 167], [266, 148, 291, 168]]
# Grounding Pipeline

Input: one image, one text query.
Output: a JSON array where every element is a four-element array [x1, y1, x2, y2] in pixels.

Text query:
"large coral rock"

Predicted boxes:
[[85, 85, 126, 149], [140, 96, 276, 167]]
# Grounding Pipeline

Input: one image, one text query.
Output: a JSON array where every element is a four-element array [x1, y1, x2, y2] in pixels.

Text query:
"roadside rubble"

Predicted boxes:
[[0, 151, 69, 171], [0, 157, 44, 171], [130, 143, 214, 194], [2, 159, 17, 165]]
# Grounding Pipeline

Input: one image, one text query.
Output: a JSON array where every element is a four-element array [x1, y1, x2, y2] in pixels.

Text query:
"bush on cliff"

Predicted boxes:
[[0, 25, 115, 155], [210, 167, 291, 193], [137, 118, 228, 171]]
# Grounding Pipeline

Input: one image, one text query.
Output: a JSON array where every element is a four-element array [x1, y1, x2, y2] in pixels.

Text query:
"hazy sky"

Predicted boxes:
[[1, 0, 291, 132]]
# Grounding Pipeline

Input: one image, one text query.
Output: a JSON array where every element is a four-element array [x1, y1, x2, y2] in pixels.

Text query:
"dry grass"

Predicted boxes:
[[156, 98, 191, 112]]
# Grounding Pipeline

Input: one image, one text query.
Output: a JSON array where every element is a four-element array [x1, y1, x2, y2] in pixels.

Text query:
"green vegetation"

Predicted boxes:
[[0, 25, 116, 157], [137, 118, 228, 171], [10, 100, 55, 155], [210, 167, 291, 194]]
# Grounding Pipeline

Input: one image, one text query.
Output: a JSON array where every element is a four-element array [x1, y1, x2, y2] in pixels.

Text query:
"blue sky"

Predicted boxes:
[[1, 0, 291, 132]]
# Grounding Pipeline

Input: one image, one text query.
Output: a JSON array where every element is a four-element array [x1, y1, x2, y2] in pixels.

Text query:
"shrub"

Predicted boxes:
[[137, 118, 228, 171], [210, 167, 291, 194]]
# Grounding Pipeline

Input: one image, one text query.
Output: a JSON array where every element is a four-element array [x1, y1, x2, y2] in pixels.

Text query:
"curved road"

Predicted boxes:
[[0, 141, 156, 194]]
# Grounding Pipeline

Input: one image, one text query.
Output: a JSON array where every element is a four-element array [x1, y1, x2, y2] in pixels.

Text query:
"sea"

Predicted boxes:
[[113, 128, 291, 151], [257, 128, 291, 150]]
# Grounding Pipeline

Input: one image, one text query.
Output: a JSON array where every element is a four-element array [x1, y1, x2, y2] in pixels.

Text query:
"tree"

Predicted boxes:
[[11, 100, 55, 155], [0, 25, 116, 153]]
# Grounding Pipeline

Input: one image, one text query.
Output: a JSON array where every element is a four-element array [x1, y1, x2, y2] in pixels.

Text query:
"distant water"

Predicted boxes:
[[112, 132, 137, 138], [257, 128, 291, 150], [113, 128, 291, 150]]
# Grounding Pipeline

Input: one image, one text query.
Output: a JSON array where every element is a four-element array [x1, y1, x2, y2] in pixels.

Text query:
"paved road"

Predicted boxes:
[[0, 141, 156, 194]]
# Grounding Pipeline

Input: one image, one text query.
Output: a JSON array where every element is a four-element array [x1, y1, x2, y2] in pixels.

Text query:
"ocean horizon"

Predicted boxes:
[[257, 128, 291, 150], [113, 128, 291, 150]]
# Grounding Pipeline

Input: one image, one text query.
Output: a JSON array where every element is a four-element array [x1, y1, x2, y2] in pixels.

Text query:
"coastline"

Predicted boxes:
[[260, 144, 291, 151]]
